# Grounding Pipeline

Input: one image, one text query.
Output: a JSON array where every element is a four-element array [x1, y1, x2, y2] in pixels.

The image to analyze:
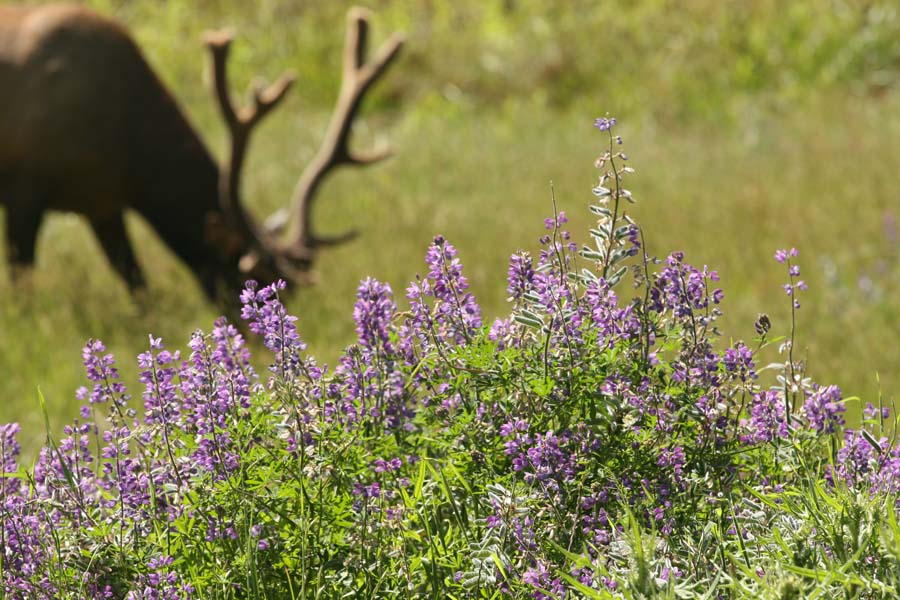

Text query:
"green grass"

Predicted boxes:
[[2, 0, 900, 455]]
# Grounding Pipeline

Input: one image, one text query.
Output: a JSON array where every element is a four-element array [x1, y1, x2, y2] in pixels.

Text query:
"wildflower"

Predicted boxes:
[[507, 251, 535, 302], [594, 116, 617, 131], [723, 342, 757, 382], [742, 390, 788, 444], [240, 280, 312, 382], [354, 277, 397, 353], [803, 385, 845, 434]]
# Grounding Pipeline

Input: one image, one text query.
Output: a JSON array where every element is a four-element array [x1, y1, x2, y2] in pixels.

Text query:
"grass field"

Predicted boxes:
[[2, 0, 900, 455]]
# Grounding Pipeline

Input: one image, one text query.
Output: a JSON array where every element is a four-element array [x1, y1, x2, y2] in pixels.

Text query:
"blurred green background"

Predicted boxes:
[[2, 0, 900, 454]]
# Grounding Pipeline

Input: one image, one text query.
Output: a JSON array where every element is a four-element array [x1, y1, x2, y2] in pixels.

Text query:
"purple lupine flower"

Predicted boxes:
[[0, 507, 53, 597], [775, 248, 805, 308], [0, 423, 21, 487], [373, 457, 403, 473], [775, 248, 799, 263], [508, 430, 579, 497], [488, 317, 518, 349], [425, 235, 482, 340], [179, 319, 256, 480], [125, 555, 194, 600], [241, 280, 315, 383], [525, 226, 586, 349], [139, 336, 182, 428], [81, 339, 131, 423], [507, 251, 535, 302], [723, 342, 757, 382], [649, 252, 723, 322], [584, 280, 643, 349], [594, 116, 617, 131], [863, 402, 891, 421], [33, 417, 99, 505], [657, 446, 686, 483], [98, 425, 151, 518], [523, 560, 566, 599], [742, 390, 788, 444], [335, 282, 411, 430], [832, 429, 882, 487], [402, 236, 482, 353], [802, 385, 845, 434], [544, 211, 568, 230], [354, 278, 397, 353]]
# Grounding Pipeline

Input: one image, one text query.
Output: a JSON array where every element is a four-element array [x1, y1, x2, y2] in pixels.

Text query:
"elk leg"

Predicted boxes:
[[3, 192, 45, 283], [89, 212, 146, 293]]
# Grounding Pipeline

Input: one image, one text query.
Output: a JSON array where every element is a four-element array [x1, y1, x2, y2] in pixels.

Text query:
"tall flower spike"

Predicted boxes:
[[240, 279, 310, 381]]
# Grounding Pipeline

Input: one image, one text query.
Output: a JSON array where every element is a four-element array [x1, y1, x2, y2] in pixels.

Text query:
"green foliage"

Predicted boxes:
[[2, 0, 900, 465], [83, 0, 900, 121], [4, 122, 900, 598]]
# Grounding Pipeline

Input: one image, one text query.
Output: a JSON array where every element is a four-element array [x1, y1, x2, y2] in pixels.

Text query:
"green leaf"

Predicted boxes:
[[590, 227, 610, 241], [414, 453, 427, 502], [614, 224, 634, 240], [861, 429, 883, 454], [527, 376, 555, 397], [514, 310, 544, 328], [607, 266, 628, 286]]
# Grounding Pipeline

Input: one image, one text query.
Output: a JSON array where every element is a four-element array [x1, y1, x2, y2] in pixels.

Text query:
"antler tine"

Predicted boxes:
[[247, 75, 295, 127], [289, 7, 405, 252], [205, 31, 295, 132], [205, 31, 240, 133], [204, 29, 295, 244]]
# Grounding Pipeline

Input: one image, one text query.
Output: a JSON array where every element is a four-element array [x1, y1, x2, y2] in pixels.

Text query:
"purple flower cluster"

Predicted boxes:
[[1, 117, 895, 598], [650, 252, 724, 320], [507, 251, 536, 303], [124, 556, 194, 600], [240, 279, 313, 382], [775, 247, 808, 309], [507, 428, 579, 496], [593, 116, 617, 131], [584, 279, 643, 349], [354, 277, 397, 354], [723, 342, 757, 383], [742, 390, 789, 444], [802, 385, 845, 434], [0, 316, 276, 594], [330, 278, 410, 430], [401, 236, 482, 363]]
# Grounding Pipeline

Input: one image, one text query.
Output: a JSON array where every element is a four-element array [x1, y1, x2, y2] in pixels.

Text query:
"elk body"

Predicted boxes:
[[0, 3, 403, 304]]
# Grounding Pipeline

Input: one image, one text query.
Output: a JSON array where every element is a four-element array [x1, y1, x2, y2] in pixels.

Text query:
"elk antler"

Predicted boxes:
[[204, 30, 295, 249], [284, 7, 405, 255]]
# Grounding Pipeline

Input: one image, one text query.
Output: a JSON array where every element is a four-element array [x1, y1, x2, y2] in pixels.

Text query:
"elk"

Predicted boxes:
[[0, 4, 403, 304]]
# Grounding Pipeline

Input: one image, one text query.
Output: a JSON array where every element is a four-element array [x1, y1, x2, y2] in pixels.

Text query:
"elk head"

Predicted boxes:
[[203, 7, 404, 298]]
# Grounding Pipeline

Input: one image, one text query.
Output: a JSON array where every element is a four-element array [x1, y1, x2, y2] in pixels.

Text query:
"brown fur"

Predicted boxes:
[[0, 4, 248, 301], [0, 4, 405, 305]]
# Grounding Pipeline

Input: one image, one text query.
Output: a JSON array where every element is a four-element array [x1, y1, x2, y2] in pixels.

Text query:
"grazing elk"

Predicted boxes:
[[0, 3, 403, 304]]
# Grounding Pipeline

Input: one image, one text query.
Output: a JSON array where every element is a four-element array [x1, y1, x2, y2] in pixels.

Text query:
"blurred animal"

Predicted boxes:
[[0, 3, 403, 304]]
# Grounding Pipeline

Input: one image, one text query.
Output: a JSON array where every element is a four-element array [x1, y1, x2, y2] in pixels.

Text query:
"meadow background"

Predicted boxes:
[[2, 0, 900, 455]]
